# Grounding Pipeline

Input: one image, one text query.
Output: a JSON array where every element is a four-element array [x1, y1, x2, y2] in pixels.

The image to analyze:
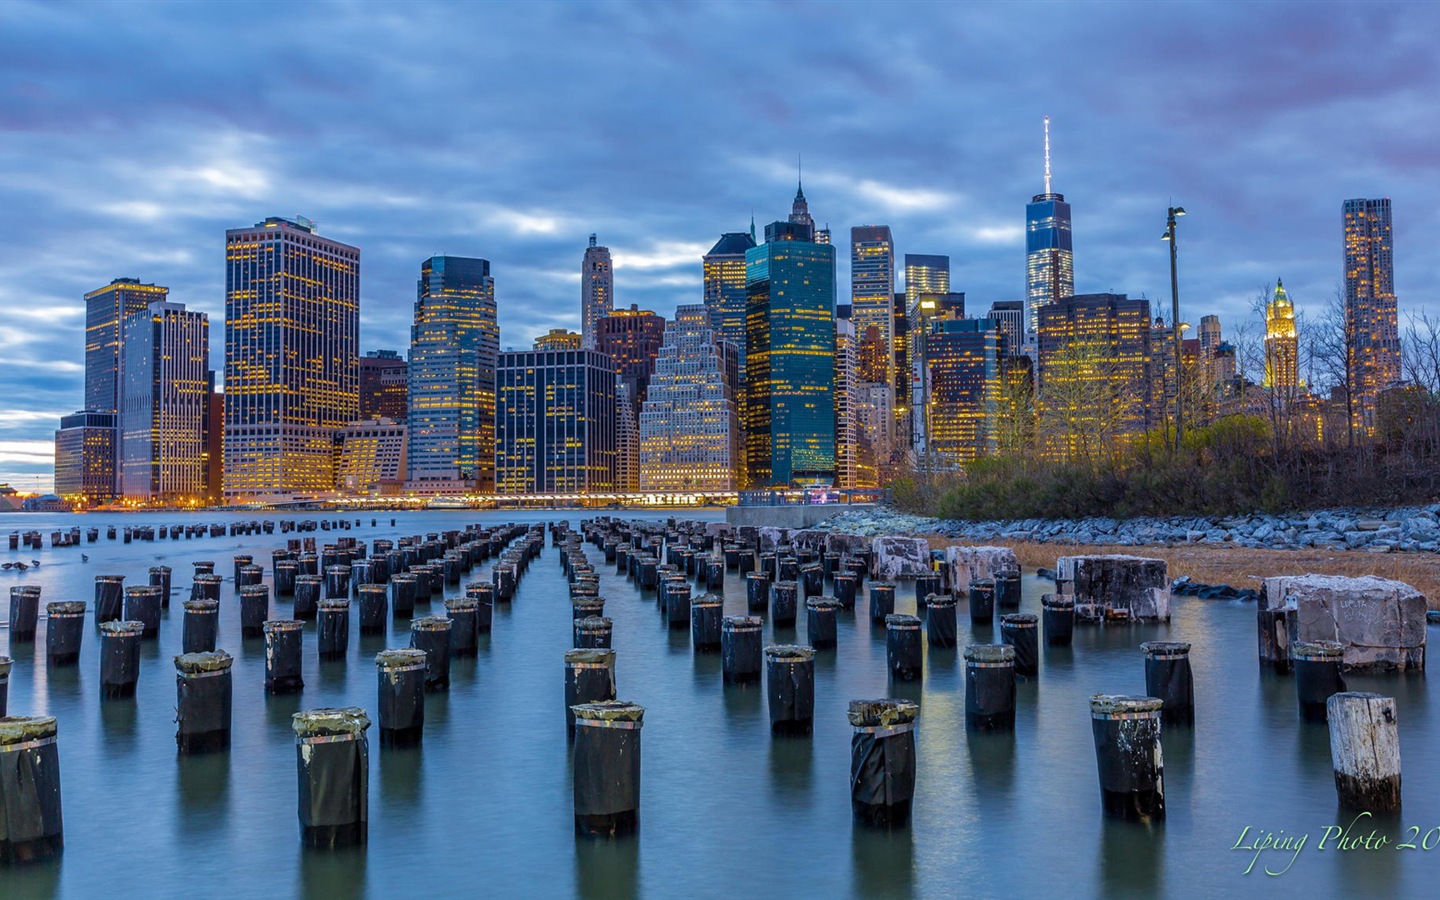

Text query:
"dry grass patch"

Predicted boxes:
[[914, 534, 1440, 609]]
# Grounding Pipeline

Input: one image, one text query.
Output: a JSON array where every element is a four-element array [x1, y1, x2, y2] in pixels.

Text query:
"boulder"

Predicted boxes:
[[871, 536, 932, 579], [825, 532, 870, 558], [1057, 554, 1170, 621], [1261, 574, 1426, 672], [790, 530, 829, 552], [945, 545, 1019, 594], [756, 527, 790, 553]]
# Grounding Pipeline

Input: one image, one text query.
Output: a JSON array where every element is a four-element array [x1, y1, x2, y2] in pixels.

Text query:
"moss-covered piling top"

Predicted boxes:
[[0, 715, 57, 744], [444, 597, 479, 611], [317, 599, 350, 610], [175, 651, 233, 673], [46, 601, 86, 615], [1000, 613, 1038, 626], [964, 643, 1015, 663], [885, 614, 922, 628], [375, 648, 427, 669], [411, 615, 452, 631], [722, 615, 762, 630], [1090, 694, 1164, 715], [293, 707, 370, 737], [564, 648, 616, 666], [764, 644, 815, 662], [570, 700, 644, 724], [847, 699, 920, 727], [1290, 640, 1344, 659], [100, 620, 144, 636], [183, 599, 220, 612]]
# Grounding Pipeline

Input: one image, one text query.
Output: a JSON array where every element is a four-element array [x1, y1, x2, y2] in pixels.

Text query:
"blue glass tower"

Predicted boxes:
[[1025, 117, 1074, 339], [744, 219, 836, 486]]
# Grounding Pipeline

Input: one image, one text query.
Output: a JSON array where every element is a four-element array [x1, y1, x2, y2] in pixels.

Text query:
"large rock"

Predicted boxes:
[[946, 546, 1019, 594], [756, 527, 790, 553], [825, 532, 871, 558], [1057, 554, 1170, 621], [1262, 574, 1426, 672], [871, 536, 932, 579], [790, 530, 829, 552]]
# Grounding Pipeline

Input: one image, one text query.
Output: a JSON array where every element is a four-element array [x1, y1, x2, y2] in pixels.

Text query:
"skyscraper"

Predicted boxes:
[[703, 231, 757, 367], [119, 301, 209, 502], [223, 216, 359, 501], [1343, 198, 1400, 430], [335, 419, 408, 495], [596, 304, 667, 417], [496, 346, 616, 494], [927, 318, 1004, 464], [53, 410, 117, 506], [407, 256, 498, 493], [1037, 293, 1153, 459], [909, 293, 966, 452], [851, 226, 896, 384], [745, 219, 836, 486], [360, 350, 408, 421], [834, 318, 859, 489], [1026, 117, 1074, 338], [581, 234, 614, 349], [639, 304, 740, 491], [535, 329, 582, 350], [904, 254, 950, 406], [987, 301, 1026, 354], [85, 278, 169, 414], [615, 381, 639, 492], [1264, 279, 1299, 392]]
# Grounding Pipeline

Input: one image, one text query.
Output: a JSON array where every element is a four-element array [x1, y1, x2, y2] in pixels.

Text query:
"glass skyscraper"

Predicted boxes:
[[1026, 120, 1073, 339], [703, 231, 757, 367], [53, 410, 117, 506], [360, 350, 408, 421], [223, 216, 359, 501], [119, 301, 210, 502], [850, 226, 895, 384], [85, 278, 169, 414], [496, 347, 616, 494], [407, 255, 499, 492], [1343, 198, 1400, 431], [745, 219, 836, 486], [926, 318, 1003, 463]]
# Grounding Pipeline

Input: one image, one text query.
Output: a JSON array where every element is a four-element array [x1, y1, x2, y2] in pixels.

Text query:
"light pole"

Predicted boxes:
[[1162, 206, 1186, 451]]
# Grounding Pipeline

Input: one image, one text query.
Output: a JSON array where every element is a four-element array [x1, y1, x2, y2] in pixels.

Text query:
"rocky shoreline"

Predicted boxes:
[[818, 505, 1440, 554]]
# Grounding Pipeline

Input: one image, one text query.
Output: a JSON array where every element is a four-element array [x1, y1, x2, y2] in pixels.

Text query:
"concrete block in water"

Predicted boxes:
[[870, 536, 931, 580], [1057, 554, 1170, 622], [1262, 574, 1425, 672], [945, 545, 1018, 595]]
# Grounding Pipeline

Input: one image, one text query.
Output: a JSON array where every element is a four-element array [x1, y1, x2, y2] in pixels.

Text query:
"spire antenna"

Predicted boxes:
[[1043, 116, 1052, 195]]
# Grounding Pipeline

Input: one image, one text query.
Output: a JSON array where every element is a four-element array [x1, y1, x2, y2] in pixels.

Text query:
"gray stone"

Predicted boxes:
[[1263, 574, 1426, 672], [1057, 554, 1170, 621], [871, 536, 932, 579], [945, 545, 1019, 594]]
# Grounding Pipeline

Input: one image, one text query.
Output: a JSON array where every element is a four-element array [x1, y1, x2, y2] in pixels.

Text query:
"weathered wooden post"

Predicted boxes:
[[317, 600, 350, 661], [1089, 695, 1165, 822], [1141, 641, 1194, 726], [848, 699, 918, 829], [963, 644, 1014, 731], [746, 572, 771, 614], [1291, 641, 1347, 723], [770, 581, 799, 628], [1327, 692, 1401, 812], [722, 616, 763, 684], [410, 617, 452, 691], [571, 701, 644, 837], [182, 599, 219, 653], [1041, 595, 1074, 646], [925, 594, 956, 648], [969, 579, 995, 626], [0, 716, 63, 863], [564, 649, 618, 739], [375, 649, 426, 747], [99, 621, 143, 698], [691, 595, 723, 652], [124, 585, 163, 639], [886, 614, 923, 681], [293, 708, 370, 848], [44, 602, 85, 665], [8, 587, 40, 643], [264, 620, 305, 693], [766, 645, 815, 735], [868, 583, 896, 625], [239, 585, 270, 637], [175, 650, 233, 753], [806, 597, 840, 649], [999, 613, 1038, 677]]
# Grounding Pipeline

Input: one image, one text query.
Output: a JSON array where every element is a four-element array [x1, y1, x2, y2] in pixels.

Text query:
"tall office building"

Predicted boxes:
[[1037, 293, 1153, 458], [703, 231, 757, 367], [53, 410, 118, 506], [834, 319, 859, 489], [203, 374, 222, 504], [909, 292, 966, 452], [1026, 117, 1074, 339], [406, 256, 498, 493], [1343, 198, 1400, 430], [223, 216, 359, 501], [596, 304, 667, 417], [615, 381, 639, 492], [638, 304, 739, 491], [496, 346, 616, 494], [904, 255, 949, 398], [581, 234, 614, 349], [988, 301, 1026, 354], [927, 318, 1004, 464], [119, 301, 209, 502], [850, 226, 896, 384], [360, 350, 408, 421], [745, 219, 836, 486], [1264, 279, 1299, 392], [1198, 315, 1222, 359], [85, 278, 169, 414], [853, 383, 894, 485], [335, 418, 407, 495], [857, 325, 889, 384], [788, 179, 829, 244]]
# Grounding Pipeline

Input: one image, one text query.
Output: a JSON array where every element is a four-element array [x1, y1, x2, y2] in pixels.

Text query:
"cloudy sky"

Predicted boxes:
[[2, 0, 1436, 491]]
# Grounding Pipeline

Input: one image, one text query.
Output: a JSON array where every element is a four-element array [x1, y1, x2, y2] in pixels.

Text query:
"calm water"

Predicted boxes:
[[1, 509, 1437, 899]]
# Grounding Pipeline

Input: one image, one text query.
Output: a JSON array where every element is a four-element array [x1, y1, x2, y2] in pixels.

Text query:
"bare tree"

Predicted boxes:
[[1311, 287, 1358, 450]]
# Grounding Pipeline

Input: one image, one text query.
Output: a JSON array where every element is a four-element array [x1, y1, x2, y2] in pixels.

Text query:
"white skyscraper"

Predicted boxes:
[[639, 304, 739, 491]]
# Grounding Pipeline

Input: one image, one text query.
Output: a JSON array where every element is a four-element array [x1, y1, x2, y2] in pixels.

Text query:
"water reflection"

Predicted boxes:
[[0, 857, 61, 900], [176, 750, 231, 836], [966, 729, 1016, 807], [380, 742, 424, 810], [850, 822, 915, 898], [299, 845, 367, 900], [1331, 807, 1401, 897], [721, 680, 762, 725], [574, 834, 640, 900], [767, 732, 814, 804], [1098, 819, 1165, 895], [99, 695, 138, 760]]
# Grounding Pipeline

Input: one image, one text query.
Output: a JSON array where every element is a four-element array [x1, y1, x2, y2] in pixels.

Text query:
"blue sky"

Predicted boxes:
[[2, 1, 1436, 491]]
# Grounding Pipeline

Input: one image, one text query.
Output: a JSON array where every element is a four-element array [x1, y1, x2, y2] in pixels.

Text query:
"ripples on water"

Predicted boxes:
[[1, 511, 1437, 899]]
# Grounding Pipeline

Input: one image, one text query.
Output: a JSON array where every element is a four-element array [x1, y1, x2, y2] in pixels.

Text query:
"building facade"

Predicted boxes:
[[596, 304, 667, 417], [581, 234, 614, 349], [1343, 198, 1400, 430], [119, 301, 209, 503], [53, 410, 118, 506], [834, 318, 859, 489], [534, 329, 582, 350], [638, 304, 739, 491], [1037, 293, 1153, 460], [615, 381, 639, 492], [407, 256, 498, 493], [909, 293, 966, 453], [360, 350, 408, 421], [851, 226, 896, 386], [223, 216, 359, 501], [744, 220, 836, 486], [927, 318, 1004, 464], [85, 278, 170, 416], [335, 418, 407, 495], [703, 231, 757, 368], [987, 301, 1026, 355], [1026, 120, 1074, 339], [496, 347, 616, 494]]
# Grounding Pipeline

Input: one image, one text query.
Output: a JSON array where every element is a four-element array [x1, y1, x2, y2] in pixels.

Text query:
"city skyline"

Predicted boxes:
[[2, 2, 1438, 490]]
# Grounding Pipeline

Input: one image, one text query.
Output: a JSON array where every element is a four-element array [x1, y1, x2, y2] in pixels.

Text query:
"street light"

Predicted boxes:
[[1162, 206, 1186, 450]]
